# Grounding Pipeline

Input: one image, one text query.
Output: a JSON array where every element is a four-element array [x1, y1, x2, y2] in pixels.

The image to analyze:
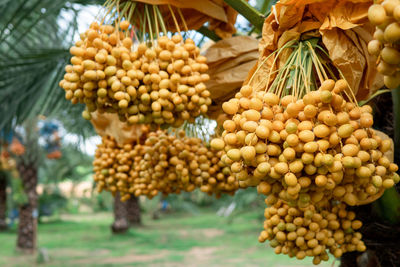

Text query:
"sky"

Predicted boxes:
[[64, 133, 101, 156]]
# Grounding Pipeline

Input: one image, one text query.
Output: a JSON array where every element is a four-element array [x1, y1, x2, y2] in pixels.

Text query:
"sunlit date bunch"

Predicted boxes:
[[93, 130, 239, 200], [60, 21, 211, 127], [133, 130, 238, 197], [93, 135, 139, 201], [212, 79, 399, 208]]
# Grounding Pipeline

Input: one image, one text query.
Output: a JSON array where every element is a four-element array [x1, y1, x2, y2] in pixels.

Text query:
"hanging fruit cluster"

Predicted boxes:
[[93, 136, 138, 201], [368, 0, 400, 88], [60, 2, 211, 127], [138, 130, 238, 197], [93, 129, 238, 201], [211, 40, 399, 263], [258, 201, 365, 264]]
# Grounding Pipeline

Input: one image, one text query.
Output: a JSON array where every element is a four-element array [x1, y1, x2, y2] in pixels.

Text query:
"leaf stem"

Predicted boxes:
[[223, 0, 265, 32], [152, 5, 160, 38], [155, 6, 167, 35], [168, 4, 181, 34], [177, 8, 188, 33], [145, 5, 154, 44], [197, 26, 221, 42]]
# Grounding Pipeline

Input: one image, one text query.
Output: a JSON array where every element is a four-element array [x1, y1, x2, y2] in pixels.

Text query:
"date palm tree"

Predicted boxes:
[[0, 0, 145, 250], [111, 192, 130, 234], [0, 0, 99, 252], [111, 193, 141, 234], [126, 196, 141, 225]]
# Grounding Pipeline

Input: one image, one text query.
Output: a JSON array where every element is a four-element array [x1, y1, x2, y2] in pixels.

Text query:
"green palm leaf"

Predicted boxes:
[[0, 0, 102, 134]]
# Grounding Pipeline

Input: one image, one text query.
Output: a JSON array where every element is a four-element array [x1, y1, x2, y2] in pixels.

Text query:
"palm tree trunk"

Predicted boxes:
[[111, 192, 129, 234], [16, 161, 38, 253], [0, 171, 7, 231], [126, 196, 141, 226]]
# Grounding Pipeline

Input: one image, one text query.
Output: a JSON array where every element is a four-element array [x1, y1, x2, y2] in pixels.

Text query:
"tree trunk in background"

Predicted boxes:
[[111, 192, 129, 234], [16, 162, 38, 253], [0, 171, 7, 231], [126, 196, 141, 226]]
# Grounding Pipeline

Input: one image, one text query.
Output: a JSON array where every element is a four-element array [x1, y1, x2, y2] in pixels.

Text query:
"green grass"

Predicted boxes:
[[0, 210, 338, 267]]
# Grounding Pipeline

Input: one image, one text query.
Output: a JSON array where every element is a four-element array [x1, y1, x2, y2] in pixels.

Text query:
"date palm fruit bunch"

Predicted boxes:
[[133, 130, 199, 195], [201, 148, 238, 197], [212, 40, 399, 207], [211, 39, 399, 262], [125, 142, 159, 198], [368, 0, 400, 88], [93, 135, 170, 200], [215, 78, 399, 208], [93, 135, 140, 201], [59, 21, 130, 120], [60, 2, 211, 127], [258, 200, 365, 265], [124, 35, 211, 127], [131, 130, 238, 197], [94, 129, 238, 200]]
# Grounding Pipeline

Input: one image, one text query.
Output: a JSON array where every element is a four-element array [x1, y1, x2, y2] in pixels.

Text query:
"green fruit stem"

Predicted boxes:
[[223, 0, 265, 32]]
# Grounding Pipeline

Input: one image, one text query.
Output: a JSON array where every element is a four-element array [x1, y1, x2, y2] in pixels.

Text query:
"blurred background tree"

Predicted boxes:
[[0, 0, 99, 252]]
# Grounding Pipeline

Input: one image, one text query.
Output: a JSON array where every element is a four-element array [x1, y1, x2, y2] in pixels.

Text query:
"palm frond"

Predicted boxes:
[[39, 144, 93, 184], [0, 0, 102, 133]]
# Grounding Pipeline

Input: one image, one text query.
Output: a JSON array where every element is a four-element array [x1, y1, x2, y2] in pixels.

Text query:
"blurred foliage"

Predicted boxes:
[[164, 191, 215, 214], [140, 187, 265, 219], [38, 142, 97, 216], [39, 144, 93, 184], [224, 188, 265, 223], [3, 170, 29, 207], [93, 191, 114, 212], [254, 0, 276, 15], [38, 189, 67, 217], [0, 0, 101, 135], [17, 117, 43, 167], [62, 191, 114, 214]]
